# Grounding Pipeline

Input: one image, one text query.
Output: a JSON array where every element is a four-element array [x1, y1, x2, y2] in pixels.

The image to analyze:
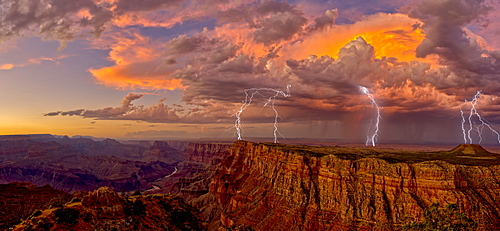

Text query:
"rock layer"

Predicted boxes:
[[210, 141, 500, 230]]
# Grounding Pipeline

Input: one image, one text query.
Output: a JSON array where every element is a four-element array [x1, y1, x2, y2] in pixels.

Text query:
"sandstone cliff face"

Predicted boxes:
[[182, 143, 232, 164], [210, 141, 500, 230], [12, 187, 203, 231]]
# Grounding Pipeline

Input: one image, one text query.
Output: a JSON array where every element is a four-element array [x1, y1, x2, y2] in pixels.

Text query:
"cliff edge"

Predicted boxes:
[[209, 141, 500, 230]]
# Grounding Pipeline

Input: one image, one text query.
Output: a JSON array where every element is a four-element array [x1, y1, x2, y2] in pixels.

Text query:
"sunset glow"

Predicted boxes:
[[0, 0, 499, 144]]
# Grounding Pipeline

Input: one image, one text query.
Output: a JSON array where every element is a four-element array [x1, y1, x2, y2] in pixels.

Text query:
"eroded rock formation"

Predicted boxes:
[[11, 186, 203, 231], [209, 141, 500, 230]]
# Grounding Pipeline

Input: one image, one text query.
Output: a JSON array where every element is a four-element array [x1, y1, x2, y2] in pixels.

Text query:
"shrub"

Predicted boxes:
[[53, 208, 80, 224], [403, 203, 477, 231]]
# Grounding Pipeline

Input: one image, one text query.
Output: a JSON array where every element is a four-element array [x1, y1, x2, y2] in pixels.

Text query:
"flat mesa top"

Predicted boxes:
[[260, 142, 500, 166]]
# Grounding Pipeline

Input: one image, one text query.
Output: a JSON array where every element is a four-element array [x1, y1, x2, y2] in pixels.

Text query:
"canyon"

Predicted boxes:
[[0, 135, 182, 192], [2, 135, 500, 230]]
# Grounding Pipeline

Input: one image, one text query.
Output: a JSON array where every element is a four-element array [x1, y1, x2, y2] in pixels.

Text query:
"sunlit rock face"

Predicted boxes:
[[208, 141, 500, 230]]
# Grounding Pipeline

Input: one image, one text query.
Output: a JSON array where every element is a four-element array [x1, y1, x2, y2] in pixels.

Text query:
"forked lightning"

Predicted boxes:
[[460, 91, 500, 144], [360, 86, 381, 146], [234, 85, 291, 143]]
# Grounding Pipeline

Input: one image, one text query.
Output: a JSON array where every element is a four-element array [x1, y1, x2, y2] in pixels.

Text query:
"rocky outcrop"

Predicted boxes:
[[450, 143, 491, 155], [0, 182, 73, 230], [141, 141, 184, 163], [210, 141, 500, 230], [12, 187, 203, 231]]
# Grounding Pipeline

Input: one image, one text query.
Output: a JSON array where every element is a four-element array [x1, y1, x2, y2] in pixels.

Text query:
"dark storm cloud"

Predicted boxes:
[[61, 109, 86, 116], [44, 111, 62, 116], [160, 33, 281, 107], [164, 33, 240, 64], [253, 1, 308, 45], [284, 37, 462, 119], [42, 0, 500, 127], [253, 10, 308, 45], [0, 0, 185, 47], [312, 9, 338, 30], [165, 34, 210, 55], [215, 54, 254, 73], [215, 1, 308, 45], [45, 93, 185, 122], [409, 0, 500, 75], [0, 0, 113, 47], [115, 0, 183, 13]]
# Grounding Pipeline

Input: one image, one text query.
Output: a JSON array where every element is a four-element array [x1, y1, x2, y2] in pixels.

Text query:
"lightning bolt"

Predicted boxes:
[[234, 85, 291, 143], [460, 91, 500, 144], [460, 101, 467, 144], [360, 86, 381, 146]]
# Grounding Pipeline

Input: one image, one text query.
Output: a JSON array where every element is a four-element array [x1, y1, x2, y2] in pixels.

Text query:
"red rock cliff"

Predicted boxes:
[[210, 141, 500, 230]]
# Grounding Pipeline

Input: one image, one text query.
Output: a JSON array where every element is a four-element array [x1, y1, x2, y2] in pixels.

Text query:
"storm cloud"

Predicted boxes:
[[31, 0, 500, 142]]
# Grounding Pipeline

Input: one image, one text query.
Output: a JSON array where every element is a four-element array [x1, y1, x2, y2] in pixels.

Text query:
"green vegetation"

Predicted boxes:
[[403, 203, 477, 231]]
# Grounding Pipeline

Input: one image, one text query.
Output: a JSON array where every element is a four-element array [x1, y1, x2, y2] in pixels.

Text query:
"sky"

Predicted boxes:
[[1, 0, 500, 144]]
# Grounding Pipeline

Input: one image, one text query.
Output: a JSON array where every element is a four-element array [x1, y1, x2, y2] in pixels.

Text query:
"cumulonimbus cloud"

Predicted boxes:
[[37, 0, 500, 126]]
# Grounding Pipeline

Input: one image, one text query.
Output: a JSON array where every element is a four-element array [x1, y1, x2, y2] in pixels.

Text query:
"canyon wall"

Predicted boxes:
[[210, 141, 500, 230]]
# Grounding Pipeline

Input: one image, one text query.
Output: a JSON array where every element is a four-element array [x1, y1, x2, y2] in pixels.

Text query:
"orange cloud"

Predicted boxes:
[[0, 54, 71, 70], [90, 66, 183, 90], [212, 24, 270, 59], [280, 13, 436, 65], [373, 80, 458, 114], [88, 30, 183, 90], [0, 64, 14, 70]]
